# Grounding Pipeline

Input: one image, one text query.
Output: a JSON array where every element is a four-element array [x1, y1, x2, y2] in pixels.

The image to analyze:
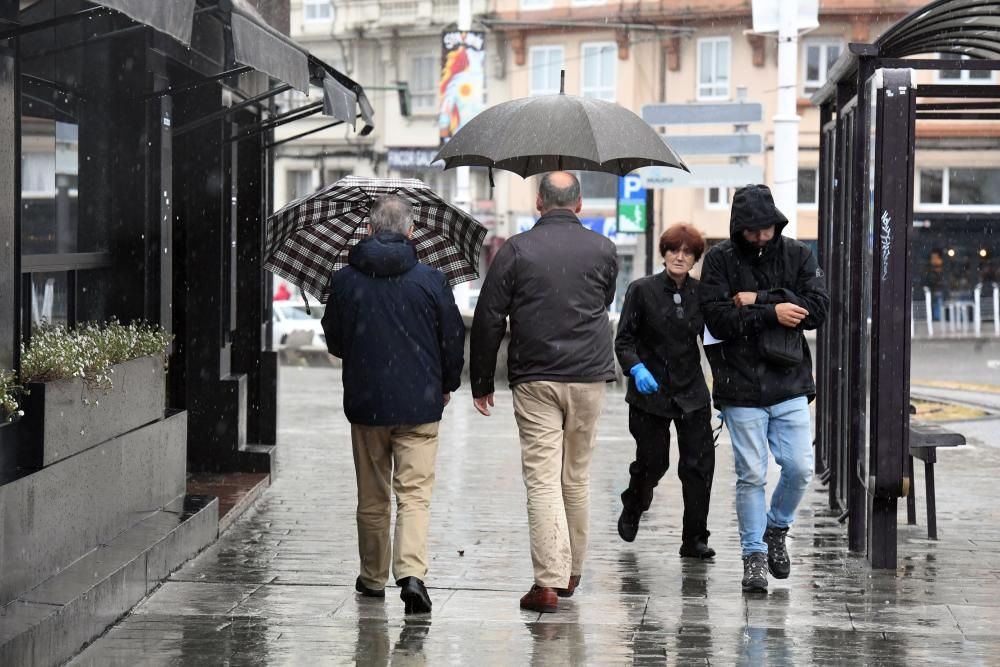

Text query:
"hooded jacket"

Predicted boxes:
[[470, 208, 619, 397], [322, 232, 466, 425], [699, 185, 829, 408]]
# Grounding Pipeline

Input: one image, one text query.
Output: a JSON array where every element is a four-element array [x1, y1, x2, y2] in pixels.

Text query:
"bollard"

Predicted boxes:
[[974, 284, 982, 337]]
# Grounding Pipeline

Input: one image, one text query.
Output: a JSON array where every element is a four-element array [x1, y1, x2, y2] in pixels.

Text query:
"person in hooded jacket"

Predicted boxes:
[[322, 194, 466, 615], [613, 223, 716, 560], [699, 184, 829, 593]]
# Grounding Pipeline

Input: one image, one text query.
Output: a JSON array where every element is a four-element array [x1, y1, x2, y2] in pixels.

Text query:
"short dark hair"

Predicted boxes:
[[538, 172, 581, 210], [659, 223, 706, 261]]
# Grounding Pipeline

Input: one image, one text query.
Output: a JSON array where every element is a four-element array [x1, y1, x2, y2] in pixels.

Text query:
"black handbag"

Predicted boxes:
[[758, 326, 804, 367]]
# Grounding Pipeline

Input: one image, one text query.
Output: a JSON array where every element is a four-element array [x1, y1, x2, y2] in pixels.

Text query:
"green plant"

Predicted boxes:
[[1, 368, 23, 422], [20, 319, 173, 387]]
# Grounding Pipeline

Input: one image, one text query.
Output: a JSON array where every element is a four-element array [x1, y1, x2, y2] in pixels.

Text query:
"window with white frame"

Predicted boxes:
[[705, 187, 731, 209], [287, 170, 314, 202], [303, 0, 332, 22], [798, 168, 818, 206], [581, 43, 616, 101], [529, 46, 564, 96], [520, 0, 552, 9], [918, 167, 1000, 207], [802, 39, 842, 95], [576, 171, 617, 210], [936, 53, 994, 83], [697, 37, 730, 100], [409, 55, 439, 113]]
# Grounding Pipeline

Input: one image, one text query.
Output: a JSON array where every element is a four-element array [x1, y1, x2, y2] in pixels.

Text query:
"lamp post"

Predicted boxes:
[[452, 0, 473, 310]]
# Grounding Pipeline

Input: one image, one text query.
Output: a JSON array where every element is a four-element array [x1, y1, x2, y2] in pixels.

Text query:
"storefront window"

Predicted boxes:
[[21, 105, 79, 255], [918, 167, 1000, 207]]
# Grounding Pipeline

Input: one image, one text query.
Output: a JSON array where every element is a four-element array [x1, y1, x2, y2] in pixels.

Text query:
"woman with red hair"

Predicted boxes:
[[613, 222, 716, 559]]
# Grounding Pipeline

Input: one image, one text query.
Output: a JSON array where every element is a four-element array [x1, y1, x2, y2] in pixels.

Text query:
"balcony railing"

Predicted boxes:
[[337, 0, 488, 30]]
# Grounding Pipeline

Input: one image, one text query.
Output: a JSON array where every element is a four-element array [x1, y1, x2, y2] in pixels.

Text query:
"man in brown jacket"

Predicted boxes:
[[470, 171, 618, 613]]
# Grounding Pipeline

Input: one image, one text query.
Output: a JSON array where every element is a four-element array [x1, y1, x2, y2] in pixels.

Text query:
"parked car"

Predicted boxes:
[[272, 302, 326, 349]]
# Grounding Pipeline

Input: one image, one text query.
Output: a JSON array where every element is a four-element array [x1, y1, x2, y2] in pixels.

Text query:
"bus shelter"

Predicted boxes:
[[811, 0, 1000, 568]]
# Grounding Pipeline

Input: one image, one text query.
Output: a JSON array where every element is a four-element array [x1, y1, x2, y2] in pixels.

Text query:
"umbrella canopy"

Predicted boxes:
[[264, 176, 488, 301], [434, 75, 688, 178]]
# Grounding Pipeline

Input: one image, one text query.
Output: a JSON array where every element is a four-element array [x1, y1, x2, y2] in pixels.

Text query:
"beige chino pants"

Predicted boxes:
[[512, 381, 607, 588], [351, 422, 440, 589]]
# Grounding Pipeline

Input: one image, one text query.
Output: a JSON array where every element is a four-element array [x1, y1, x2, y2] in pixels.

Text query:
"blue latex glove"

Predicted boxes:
[[629, 363, 659, 395]]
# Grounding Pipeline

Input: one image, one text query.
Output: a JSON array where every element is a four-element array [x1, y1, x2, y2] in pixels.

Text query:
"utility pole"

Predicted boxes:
[[772, 1, 800, 239], [452, 0, 473, 310]]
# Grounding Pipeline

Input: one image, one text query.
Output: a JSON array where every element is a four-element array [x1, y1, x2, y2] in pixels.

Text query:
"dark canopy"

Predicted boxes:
[[93, 0, 195, 45], [812, 0, 1000, 104]]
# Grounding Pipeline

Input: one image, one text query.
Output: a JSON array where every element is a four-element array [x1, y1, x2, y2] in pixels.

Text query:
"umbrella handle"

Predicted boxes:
[[300, 288, 312, 316]]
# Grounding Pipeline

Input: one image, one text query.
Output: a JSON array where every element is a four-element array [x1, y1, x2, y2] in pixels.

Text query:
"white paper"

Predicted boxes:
[[702, 325, 724, 346]]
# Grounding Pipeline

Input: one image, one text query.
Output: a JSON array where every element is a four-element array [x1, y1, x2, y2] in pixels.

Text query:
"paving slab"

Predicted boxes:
[[72, 366, 1000, 665]]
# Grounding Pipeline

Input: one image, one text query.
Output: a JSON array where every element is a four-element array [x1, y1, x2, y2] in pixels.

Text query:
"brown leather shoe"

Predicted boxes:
[[555, 574, 581, 598], [519, 585, 558, 613]]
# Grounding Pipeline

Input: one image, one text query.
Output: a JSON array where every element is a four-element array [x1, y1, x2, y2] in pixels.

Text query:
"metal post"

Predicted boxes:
[[645, 189, 654, 276], [974, 284, 982, 336], [452, 0, 473, 311], [924, 286, 933, 336], [772, 1, 800, 239], [994, 284, 1000, 336]]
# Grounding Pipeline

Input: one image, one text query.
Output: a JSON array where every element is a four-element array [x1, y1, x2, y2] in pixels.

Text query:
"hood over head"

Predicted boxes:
[[348, 232, 418, 278], [729, 184, 788, 243]]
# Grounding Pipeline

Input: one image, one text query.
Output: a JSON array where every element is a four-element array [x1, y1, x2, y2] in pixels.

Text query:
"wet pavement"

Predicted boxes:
[[72, 366, 1000, 665]]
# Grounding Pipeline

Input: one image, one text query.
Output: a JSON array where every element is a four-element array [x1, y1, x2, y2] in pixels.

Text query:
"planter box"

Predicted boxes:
[[0, 421, 19, 483], [18, 355, 166, 469]]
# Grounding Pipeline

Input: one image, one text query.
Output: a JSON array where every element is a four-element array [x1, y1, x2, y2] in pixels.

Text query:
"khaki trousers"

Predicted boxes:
[[351, 422, 440, 589], [512, 381, 607, 588]]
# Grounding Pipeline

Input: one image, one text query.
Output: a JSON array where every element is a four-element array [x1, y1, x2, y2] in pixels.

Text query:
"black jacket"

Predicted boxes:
[[700, 185, 829, 408], [615, 272, 711, 417], [470, 209, 619, 397], [322, 232, 466, 425]]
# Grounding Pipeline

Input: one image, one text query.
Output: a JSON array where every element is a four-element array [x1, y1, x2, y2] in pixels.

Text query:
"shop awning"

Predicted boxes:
[[94, 0, 195, 46], [226, 0, 310, 93], [314, 57, 376, 135], [3, 0, 196, 45]]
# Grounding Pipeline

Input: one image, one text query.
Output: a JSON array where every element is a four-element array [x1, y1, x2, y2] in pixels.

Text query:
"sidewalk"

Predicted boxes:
[[71, 367, 1000, 665]]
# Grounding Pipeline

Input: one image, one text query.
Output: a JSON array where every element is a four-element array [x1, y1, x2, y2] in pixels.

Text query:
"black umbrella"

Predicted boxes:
[[434, 71, 688, 179], [264, 176, 487, 304]]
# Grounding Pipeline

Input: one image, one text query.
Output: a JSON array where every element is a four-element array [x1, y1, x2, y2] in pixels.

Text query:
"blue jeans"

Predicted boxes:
[[721, 396, 814, 556]]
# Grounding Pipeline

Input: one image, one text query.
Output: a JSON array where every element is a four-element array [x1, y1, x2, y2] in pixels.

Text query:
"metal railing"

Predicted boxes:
[[914, 283, 999, 337]]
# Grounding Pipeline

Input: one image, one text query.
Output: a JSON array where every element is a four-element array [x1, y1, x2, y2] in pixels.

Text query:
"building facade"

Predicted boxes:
[[279, 0, 999, 298]]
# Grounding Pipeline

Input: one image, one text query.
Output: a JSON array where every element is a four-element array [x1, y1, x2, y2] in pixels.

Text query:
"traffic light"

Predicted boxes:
[[397, 82, 411, 118]]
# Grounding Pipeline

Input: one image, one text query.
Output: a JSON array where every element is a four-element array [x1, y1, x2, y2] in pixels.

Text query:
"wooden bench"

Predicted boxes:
[[907, 421, 966, 540]]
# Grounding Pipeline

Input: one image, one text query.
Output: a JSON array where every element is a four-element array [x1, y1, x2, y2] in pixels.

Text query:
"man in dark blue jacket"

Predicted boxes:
[[322, 194, 465, 615]]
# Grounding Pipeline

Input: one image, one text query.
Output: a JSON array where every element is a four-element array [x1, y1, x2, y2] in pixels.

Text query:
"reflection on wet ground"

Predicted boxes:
[[73, 367, 1000, 665]]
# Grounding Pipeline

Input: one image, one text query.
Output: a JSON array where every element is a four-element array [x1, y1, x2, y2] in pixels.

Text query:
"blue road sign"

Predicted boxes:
[[617, 175, 646, 233]]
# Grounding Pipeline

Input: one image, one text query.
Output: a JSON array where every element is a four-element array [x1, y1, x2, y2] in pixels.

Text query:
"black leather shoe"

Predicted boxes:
[[617, 507, 641, 543], [679, 541, 716, 560], [355, 576, 385, 598], [397, 576, 432, 615]]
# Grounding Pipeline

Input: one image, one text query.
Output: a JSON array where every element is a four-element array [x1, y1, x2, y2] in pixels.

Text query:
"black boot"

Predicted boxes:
[[397, 576, 432, 615], [764, 526, 790, 579], [617, 506, 641, 542], [741, 553, 768, 592], [679, 541, 716, 560]]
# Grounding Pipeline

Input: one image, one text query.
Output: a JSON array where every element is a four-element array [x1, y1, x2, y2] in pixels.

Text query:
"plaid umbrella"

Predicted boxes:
[[264, 176, 488, 302]]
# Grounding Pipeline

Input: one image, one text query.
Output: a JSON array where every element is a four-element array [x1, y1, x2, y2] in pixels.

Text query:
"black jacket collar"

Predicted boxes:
[[535, 209, 582, 226]]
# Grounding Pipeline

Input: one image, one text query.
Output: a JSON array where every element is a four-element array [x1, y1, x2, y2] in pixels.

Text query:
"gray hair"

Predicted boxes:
[[538, 172, 581, 210], [369, 195, 413, 235]]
